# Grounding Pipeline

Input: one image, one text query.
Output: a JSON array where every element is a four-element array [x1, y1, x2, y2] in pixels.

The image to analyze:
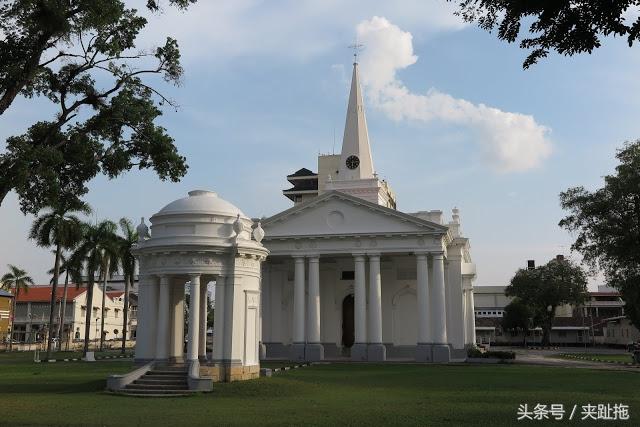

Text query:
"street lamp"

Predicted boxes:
[[95, 317, 100, 352]]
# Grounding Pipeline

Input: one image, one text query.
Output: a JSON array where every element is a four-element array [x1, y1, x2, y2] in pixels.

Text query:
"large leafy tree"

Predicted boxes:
[[116, 217, 137, 354], [0, 0, 195, 214], [451, 1, 640, 68], [502, 298, 531, 347], [560, 141, 640, 329], [506, 258, 588, 345], [69, 220, 117, 356], [0, 264, 33, 350], [29, 196, 89, 360]]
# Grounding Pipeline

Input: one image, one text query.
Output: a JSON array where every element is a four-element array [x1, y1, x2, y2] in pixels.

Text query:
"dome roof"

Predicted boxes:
[[156, 190, 247, 218]]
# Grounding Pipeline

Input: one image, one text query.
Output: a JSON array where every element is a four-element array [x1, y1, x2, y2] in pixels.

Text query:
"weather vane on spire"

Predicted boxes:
[[348, 39, 364, 64]]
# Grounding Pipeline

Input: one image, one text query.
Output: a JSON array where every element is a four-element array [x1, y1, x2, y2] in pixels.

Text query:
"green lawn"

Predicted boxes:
[[0, 354, 638, 426], [560, 352, 634, 364]]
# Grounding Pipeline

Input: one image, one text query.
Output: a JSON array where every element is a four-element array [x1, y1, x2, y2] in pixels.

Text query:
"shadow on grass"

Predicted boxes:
[[0, 379, 107, 394]]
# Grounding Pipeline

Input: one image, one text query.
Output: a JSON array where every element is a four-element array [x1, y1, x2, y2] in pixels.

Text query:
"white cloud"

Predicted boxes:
[[356, 16, 553, 172], [134, 0, 466, 63]]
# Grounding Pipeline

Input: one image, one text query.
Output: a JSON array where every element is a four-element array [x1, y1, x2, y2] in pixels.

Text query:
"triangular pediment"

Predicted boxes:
[[262, 191, 448, 238]]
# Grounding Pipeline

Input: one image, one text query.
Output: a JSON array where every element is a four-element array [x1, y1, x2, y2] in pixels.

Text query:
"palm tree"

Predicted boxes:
[[0, 265, 34, 351], [29, 198, 90, 360], [98, 237, 119, 351], [48, 253, 83, 350], [69, 220, 117, 356], [117, 218, 138, 354]]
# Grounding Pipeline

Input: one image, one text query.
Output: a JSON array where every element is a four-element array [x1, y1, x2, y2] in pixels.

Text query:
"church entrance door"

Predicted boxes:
[[342, 294, 355, 351]]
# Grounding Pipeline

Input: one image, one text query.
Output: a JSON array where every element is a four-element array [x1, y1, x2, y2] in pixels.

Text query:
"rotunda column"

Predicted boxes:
[[199, 280, 208, 361], [187, 274, 201, 362], [212, 276, 225, 363], [155, 275, 171, 362]]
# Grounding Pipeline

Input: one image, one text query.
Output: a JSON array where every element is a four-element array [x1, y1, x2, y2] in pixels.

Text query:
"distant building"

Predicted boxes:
[[473, 284, 629, 346], [0, 289, 14, 341], [12, 285, 133, 346]]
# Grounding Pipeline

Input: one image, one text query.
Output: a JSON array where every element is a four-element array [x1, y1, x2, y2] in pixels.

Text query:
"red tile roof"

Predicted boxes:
[[106, 291, 125, 300], [15, 285, 87, 303]]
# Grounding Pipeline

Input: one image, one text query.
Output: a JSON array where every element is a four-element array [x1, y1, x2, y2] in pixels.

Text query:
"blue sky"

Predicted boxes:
[[2, 1, 639, 287]]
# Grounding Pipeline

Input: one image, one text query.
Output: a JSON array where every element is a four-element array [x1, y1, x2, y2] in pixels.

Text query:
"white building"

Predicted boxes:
[[260, 61, 477, 362], [12, 284, 128, 346]]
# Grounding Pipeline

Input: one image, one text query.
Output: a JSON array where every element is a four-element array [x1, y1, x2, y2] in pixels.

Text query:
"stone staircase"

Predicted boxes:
[[118, 365, 197, 397]]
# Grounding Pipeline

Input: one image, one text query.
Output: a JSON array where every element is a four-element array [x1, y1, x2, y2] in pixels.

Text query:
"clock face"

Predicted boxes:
[[346, 155, 360, 170]]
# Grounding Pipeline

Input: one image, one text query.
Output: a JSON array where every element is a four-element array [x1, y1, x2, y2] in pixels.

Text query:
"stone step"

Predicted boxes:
[[142, 374, 186, 381], [134, 379, 188, 386], [114, 392, 192, 398], [148, 370, 188, 375], [126, 384, 189, 391], [117, 388, 197, 396]]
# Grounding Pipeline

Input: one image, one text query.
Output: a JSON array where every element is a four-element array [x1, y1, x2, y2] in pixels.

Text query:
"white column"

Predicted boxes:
[[368, 254, 382, 344], [292, 256, 306, 344], [416, 253, 430, 344], [199, 281, 208, 360], [354, 255, 367, 345], [307, 256, 320, 344], [155, 275, 170, 361], [169, 283, 185, 360], [187, 275, 201, 361], [134, 275, 156, 361], [212, 276, 225, 362], [432, 254, 448, 344], [465, 285, 476, 345]]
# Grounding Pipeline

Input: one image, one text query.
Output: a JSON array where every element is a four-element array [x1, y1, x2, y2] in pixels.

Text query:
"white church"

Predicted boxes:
[[260, 61, 477, 363], [123, 59, 478, 392]]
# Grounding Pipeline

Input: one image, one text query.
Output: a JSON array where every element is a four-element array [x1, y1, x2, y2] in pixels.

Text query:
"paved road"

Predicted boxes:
[[504, 347, 640, 372]]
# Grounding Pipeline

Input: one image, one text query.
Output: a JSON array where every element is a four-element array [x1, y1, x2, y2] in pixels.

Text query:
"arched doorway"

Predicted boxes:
[[342, 294, 355, 350]]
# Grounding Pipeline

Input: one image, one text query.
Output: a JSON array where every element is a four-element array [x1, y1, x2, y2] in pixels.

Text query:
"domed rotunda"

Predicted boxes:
[[133, 190, 268, 384]]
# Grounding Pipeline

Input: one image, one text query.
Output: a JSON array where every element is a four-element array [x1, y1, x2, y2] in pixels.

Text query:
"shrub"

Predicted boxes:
[[467, 347, 516, 360]]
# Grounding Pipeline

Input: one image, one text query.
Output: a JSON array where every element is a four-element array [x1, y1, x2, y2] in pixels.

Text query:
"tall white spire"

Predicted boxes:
[[338, 61, 375, 181]]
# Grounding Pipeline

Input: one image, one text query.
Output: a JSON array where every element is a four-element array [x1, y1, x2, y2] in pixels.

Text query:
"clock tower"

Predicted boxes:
[[324, 60, 396, 209], [338, 61, 375, 180]]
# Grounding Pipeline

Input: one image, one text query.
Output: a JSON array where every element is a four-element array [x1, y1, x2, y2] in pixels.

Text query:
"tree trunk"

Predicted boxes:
[[99, 258, 109, 352], [83, 281, 94, 357], [57, 270, 69, 349], [8, 287, 17, 351], [121, 274, 130, 354], [45, 244, 62, 360]]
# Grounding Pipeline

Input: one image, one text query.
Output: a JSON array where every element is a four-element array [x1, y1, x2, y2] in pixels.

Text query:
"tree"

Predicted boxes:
[[560, 141, 640, 329], [450, 1, 640, 68], [69, 220, 117, 356], [506, 257, 588, 345], [48, 252, 83, 350], [0, 264, 33, 350], [116, 217, 137, 354], [502, 298, 531, 347], [0, 0, 195, 214], [29, 196, 89, 360]]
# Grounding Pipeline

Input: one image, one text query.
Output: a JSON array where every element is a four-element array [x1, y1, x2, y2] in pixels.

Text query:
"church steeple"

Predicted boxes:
[[338, 61, 375, 181]]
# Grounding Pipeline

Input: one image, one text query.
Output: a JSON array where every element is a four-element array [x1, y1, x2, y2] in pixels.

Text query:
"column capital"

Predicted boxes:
[[415, 252, 428, 259], [368, 253, 381, 259], [159, 274, 170, 284], [432, 252, 445, 260], [293, 255, 305, 261], [189, 273, 201, 282], [307, 254, 320, 261]]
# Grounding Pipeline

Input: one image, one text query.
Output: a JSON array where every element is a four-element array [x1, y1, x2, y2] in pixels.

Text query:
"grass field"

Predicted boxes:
[[0, 352, 638, 426]]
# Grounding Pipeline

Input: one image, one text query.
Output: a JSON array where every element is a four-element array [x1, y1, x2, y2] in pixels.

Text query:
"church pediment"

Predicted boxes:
[[262, 191, 448, 238]]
